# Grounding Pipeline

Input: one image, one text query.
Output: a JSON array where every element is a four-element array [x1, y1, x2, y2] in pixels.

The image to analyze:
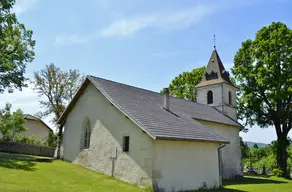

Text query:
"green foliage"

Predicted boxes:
[[46, 131, 57, 148], [242, 140, 292, 177], [272, 168, 283, 177], [240, 137, 250, 159], [232, 22, 292, 127], [253, 144, 259, 149], [15, 135, 38, 145], [0, 0, 35, 93], [0, 103, 49, 146], [0, 103, 26, 141], [233, 22, 292, 176], [162, 66, 205, 102]]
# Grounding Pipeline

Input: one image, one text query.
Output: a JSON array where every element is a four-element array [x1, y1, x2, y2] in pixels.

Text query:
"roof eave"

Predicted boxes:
[[155, 135, 230, 144], [193, 117, 241, 128], [195, 81, 238, 89]]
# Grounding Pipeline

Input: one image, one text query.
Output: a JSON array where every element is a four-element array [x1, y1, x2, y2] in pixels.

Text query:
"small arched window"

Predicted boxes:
[[81, 117, 91, 149], [207, 90, 213, 104], [228, 91, 232, 105]]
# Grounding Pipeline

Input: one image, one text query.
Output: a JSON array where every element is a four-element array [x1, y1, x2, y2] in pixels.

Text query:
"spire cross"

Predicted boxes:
[[213, 34, 216, 49]]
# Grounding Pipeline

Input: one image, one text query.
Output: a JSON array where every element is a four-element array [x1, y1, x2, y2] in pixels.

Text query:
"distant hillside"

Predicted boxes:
[[244, 141, 268, 148]]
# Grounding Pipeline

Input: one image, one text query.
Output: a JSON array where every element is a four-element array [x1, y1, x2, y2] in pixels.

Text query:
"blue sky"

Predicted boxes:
[[0, 0, 291, 143]]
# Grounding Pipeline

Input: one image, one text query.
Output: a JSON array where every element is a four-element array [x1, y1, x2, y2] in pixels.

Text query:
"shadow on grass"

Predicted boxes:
[[185, 188, 247, 192], [0, 157, 37, 171], [0, 153, 40, 171], [223, 177, 288, 186]]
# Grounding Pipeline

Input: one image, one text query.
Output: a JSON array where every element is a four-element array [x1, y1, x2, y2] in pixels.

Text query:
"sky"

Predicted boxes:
[[0, 0, 291, 144]]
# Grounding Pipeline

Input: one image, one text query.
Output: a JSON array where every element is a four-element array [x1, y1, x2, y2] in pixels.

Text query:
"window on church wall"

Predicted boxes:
[[228, 91, 232, 105], [81, 117, 91, 150], [123, 136, 130, 152], [207, 90, 213, 104]]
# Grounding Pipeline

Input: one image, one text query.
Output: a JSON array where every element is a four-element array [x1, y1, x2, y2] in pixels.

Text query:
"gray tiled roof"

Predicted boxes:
[[84, 76, 240, 143]]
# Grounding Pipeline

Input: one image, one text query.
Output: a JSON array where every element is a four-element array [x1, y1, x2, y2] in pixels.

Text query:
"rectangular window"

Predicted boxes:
[[123, 136, 130, 152]]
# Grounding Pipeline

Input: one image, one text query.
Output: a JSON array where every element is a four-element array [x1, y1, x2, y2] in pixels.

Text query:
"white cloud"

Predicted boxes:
[[12, 0, 41, 15], [0, 85, 56, 131], [54, 0, 260, 45], [55, 4, 215, 45], [100, 4, 214, 38], [54, 34, 94, 46]]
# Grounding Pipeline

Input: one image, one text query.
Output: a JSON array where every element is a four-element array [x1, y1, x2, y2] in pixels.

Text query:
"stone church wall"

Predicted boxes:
[[62, 83, 153, 186]]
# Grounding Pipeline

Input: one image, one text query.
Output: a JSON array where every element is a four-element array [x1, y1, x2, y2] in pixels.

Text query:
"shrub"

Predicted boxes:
[[45, 131, 57, 148], [15, 135, 49, 146], [0, 103, 26, 141], [15, 135, 38, 145], [272, 168, 283, 177]]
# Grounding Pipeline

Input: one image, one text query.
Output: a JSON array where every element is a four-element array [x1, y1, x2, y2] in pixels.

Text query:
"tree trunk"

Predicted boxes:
[[56, 125, 63, 159], [276, 133, 288, 177]]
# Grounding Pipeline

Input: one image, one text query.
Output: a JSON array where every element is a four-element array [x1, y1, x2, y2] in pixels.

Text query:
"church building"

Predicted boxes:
[[58, 49, 242, 192]]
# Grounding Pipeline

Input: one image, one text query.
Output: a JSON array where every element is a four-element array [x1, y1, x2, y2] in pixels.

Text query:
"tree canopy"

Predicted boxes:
[[232, 22, 292, 176], [241, 139, 292, 177], [32, 63, 83, 158], [0, 0, 35, 93], [162, 66, 205, 101], [240, 137, 250, 159], [33, 64, 83, 123], [253, 144, 259, 149], [0, 103, 26, 141]]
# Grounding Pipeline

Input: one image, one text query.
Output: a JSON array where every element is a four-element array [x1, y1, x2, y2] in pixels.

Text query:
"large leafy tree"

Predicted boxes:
[[33, 64, 83, 158], [240, 137, 250, 159], [232, 22, 292, 176], [0, 0, 35, 93], [0, 103, 26, 141], [162, 66, 205, 101]]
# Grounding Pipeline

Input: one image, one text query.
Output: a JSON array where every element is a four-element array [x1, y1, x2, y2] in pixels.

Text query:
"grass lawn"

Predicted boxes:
[[0, 153, 150, 192], [221, 176, 292, 192], [0, 152, 53, 160], [0, 152, 291, 192]]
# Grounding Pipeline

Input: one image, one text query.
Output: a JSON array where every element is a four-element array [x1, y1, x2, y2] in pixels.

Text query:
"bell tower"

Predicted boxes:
[[196, 49, 238, 120]]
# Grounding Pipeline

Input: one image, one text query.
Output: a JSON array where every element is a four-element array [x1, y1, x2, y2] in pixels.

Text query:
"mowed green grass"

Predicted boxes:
[[221, 176, 292, 192], [0, 153, 292, 192], [0, 153, 150, 192]]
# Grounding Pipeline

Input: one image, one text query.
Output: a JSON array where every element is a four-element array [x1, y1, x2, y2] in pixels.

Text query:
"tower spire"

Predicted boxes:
[[213, 34, 216, 50]]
